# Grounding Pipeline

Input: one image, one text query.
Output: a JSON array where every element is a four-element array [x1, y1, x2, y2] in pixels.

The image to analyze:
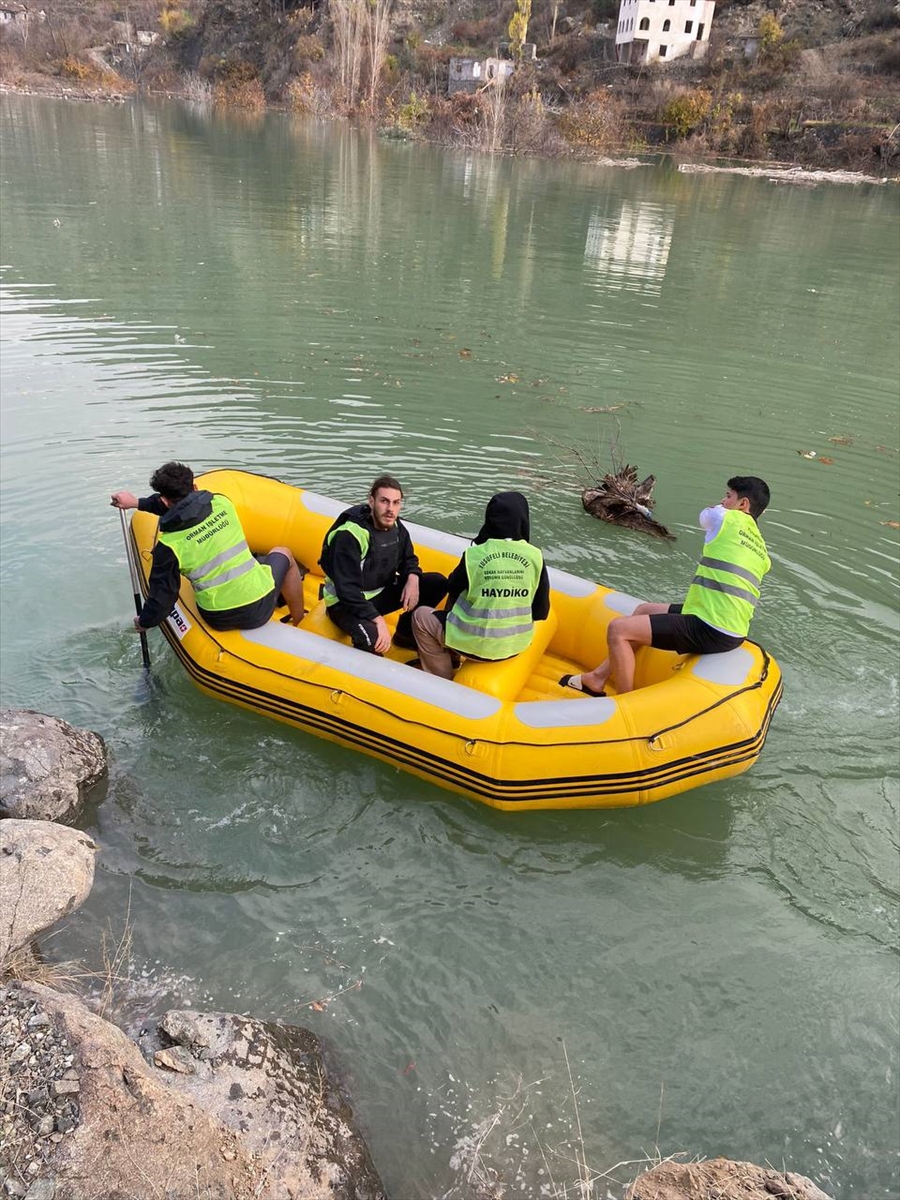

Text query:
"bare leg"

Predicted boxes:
[[606, 614, 654, 694], [412, 607, 454, 679], [578, 611, 657, 695], [579, 658, 613, 694], [271, 546, 307, 625]]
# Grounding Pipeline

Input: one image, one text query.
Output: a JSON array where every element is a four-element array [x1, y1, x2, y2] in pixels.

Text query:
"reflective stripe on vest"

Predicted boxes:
[[158, 496, 274, 613], [444, 539, 543, 660], [186, 539, 255, 591], [682, 510, 770, 638], [322, 578, 383, 607]]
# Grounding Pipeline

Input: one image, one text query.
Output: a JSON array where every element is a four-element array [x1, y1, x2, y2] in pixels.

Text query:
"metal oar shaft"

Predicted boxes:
[[119, 506, 151, 670]]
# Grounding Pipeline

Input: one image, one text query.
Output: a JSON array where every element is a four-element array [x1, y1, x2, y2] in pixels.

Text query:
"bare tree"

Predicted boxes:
[[331, 0, 392, 111], [331, 0, 365, 108], [482, 72, 507, 154], [363, 0, 391, 110]]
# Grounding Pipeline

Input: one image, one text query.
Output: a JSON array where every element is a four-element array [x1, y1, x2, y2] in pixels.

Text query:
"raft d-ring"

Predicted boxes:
[[464, 740, 478, 756], [330, 689, 343, 703], [648, 734, 670, 753]]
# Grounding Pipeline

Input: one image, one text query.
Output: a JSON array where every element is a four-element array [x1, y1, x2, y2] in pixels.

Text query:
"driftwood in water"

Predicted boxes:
[[582, 465, 675, 540]]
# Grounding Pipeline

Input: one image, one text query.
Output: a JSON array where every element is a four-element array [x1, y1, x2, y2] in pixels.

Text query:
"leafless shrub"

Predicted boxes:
[[482, 73, 507, 154], [287, 69, 332, 115], [183, 70, 213, 104], [559, 88, 630, 152], [507, 89, 567, 155]]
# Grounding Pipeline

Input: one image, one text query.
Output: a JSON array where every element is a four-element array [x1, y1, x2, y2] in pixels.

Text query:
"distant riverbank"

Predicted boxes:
[[1, 74, 895, 189]]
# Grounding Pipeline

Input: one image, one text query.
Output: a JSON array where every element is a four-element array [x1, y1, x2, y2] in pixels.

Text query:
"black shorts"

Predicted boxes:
[[202, 551, 290, 631], [648, 604, 744, 656]]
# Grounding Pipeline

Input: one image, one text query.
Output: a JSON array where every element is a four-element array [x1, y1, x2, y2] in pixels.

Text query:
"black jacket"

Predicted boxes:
[[136, 490, 217, 628], [445, 491, 550, 621], [319, 503, 421, 622]]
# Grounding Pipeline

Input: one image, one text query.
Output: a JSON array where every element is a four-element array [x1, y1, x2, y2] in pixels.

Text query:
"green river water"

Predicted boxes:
[[0, 93, 898, 1198]]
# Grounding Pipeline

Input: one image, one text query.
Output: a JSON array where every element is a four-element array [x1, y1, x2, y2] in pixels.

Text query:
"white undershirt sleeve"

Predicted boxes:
[[699, 505, 726, 543]]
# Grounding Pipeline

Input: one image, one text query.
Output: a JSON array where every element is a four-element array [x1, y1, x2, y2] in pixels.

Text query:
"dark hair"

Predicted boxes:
[[369, 474, 403, 499], [728, 475, 770, 519], [150, 461, 194, 502]]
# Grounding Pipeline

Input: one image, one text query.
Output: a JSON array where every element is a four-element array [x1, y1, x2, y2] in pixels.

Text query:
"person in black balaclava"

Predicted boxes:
[[412, 491, 550, 679]]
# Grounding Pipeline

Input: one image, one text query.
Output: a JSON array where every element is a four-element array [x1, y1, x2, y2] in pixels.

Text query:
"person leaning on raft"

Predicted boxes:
[[111, 461, 307, 632], [412, 491, 551, 679], [318, 474, 448, 655], [560, 475, 772, 698]]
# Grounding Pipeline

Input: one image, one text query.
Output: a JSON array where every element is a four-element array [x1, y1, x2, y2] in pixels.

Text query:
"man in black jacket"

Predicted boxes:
[[319, 475, 447, 654], [111, 462, 307, 631]]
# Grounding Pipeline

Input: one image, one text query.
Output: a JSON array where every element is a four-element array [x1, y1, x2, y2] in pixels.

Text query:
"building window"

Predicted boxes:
[[639, 17, 650, 29], [659, 43, 667, 55], [697, 22, 704, 37], [662, 18, 670, 30], [685, 19, 692, 31]]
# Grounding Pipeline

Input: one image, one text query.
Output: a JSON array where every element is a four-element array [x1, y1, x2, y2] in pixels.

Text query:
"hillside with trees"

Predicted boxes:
[[1, 0, 897, 172]]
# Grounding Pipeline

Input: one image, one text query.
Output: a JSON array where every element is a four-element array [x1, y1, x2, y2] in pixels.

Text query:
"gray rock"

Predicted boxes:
[[24, 1182, 57, 1200], [0, 822, 96, 965], [49, 1081, 78, 1098], [141, 1009, 385, 1200], [0, 709, 106, 824], [153, 1045, 196, 1074]]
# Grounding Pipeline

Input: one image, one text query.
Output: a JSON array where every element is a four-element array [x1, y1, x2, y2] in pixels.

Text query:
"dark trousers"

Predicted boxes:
[[327, 572, 448, 652]]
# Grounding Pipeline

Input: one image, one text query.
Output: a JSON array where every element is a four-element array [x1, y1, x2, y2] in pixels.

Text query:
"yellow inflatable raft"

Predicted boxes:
[[128, 469, 782, 811]]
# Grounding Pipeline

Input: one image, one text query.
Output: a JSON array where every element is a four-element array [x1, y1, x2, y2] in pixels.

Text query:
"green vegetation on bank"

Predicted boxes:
[[1, 0, 897, 172]]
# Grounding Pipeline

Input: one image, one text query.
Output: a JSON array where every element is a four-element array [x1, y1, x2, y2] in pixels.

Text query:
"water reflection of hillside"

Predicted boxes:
[[1, 94, 897, 405], [584, 200, 674, 295]]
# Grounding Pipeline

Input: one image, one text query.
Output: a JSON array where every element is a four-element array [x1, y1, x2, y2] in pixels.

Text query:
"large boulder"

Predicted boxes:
[[627, 1157, 833, 1200], [3, 982, 262, 1200], [0, 821, 96, 966], [0, 709, 107, 824], [139, 1010, 386, 1200]]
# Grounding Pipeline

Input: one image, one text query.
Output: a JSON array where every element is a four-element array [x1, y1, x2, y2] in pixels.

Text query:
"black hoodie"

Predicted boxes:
[[445, 492, 550, 620], [135, 489, 218, 627], [319, 502, 422, 622]]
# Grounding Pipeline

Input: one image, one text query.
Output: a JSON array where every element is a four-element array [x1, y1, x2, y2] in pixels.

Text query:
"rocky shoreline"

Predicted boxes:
[[0, 709, 384, 1200], [0, 707, 835, 1199]]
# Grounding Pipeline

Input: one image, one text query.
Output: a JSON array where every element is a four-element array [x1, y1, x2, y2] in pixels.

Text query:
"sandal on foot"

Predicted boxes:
[[558, 673, 606, 698]]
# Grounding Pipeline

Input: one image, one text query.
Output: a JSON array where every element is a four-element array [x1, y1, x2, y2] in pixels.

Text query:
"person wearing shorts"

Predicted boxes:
[[111, 461, 307, 632], [559, 476, 771, 698]]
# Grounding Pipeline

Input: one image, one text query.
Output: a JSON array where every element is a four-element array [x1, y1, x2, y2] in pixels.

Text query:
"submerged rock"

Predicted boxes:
[[0, 821, 97, 965], [0, 709, 107, 824], [139, 1009, 386, 1200]]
